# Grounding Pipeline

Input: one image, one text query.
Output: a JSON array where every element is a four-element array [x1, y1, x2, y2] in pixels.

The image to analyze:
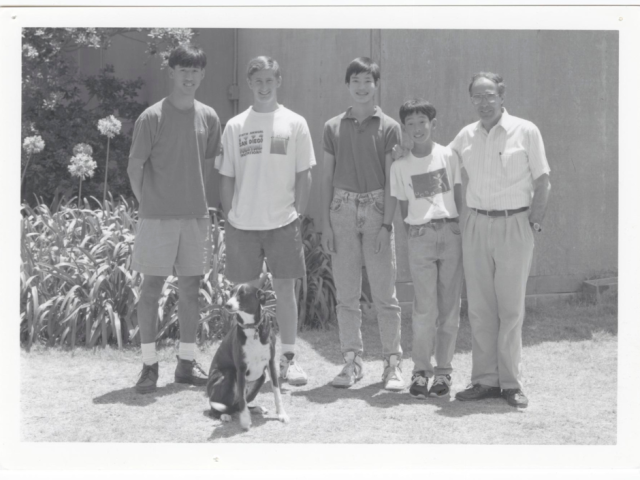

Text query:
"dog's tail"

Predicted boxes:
[[209, 401, 228, 413]]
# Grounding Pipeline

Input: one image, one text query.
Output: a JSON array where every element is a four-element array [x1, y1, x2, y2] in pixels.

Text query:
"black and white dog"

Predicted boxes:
[[207, 284, 289, 430]]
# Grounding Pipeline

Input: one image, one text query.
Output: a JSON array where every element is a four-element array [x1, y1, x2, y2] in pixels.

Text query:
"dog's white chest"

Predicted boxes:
[[242, 334, 270, 382]]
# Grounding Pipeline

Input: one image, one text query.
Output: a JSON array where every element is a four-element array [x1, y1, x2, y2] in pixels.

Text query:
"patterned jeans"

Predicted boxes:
[[329, 188, 402, 359]]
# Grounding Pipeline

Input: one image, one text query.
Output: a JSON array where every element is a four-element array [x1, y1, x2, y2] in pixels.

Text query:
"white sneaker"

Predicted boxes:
[[279, 352, 308, 386], [382, 354, 405, 391], [332, 351, 364, 388]]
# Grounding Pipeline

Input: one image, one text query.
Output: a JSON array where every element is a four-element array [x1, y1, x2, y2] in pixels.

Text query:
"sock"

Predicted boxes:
[[179, 342, 195, 362], [281, 343, 295, 359], [141, 343, 158, 366]]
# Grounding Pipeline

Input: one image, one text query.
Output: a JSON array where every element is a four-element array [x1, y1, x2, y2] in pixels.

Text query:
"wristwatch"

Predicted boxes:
[[381, 223, 393, 232], [530, 222, 542, 233]]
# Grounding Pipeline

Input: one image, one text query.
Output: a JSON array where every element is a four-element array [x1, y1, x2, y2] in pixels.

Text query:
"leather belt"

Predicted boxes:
[[427, 217, 459, 224], [472, 207, 529, 217]]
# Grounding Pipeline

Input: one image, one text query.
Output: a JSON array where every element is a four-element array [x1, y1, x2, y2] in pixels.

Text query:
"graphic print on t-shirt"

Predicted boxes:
[[410, 168, 450, 199], [239, 131, 263, 157], [270, 135, 290, 155]]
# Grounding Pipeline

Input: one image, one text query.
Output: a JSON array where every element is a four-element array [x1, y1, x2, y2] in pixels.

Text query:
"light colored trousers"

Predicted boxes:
[[329, 188, 402, 359], [408, 221, 463, 377], [463, 209, 534, 390]]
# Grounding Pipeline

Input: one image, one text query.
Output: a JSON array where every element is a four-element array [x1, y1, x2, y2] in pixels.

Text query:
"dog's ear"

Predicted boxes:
[[256, 289, 267, 305]]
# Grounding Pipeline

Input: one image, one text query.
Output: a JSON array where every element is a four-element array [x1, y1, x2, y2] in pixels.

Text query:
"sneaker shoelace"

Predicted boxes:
[[285, 360, 305, 378], [191, 360, 207, 376], [432, 375, 450, 386], [411, 375, 427, 387]]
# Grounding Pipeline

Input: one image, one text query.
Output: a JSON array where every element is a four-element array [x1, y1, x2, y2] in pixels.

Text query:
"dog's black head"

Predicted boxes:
[[224, 284, 267, 326]]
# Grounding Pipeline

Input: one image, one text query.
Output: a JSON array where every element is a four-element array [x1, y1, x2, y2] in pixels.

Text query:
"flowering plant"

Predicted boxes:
[[68, 148, 97, 203], [97, 115, 121, 206], [97, 115, 122, 139], [21, 135, 45, 186]]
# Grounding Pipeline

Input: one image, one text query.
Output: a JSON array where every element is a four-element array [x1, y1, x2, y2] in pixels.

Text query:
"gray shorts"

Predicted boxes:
[[131, 217, 212, 277], [224, 218, 306, 283]]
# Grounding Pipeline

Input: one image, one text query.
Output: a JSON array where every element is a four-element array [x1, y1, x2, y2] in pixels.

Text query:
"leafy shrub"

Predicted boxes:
[[296, 216, 337, 330], [20, 198, 233, 349]]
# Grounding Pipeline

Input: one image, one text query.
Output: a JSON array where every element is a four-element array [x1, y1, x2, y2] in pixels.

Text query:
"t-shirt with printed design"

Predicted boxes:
[[129, 98, 221, 219], [323, 106, 401, 194], [390, 143, 461, 225], [218, 105, 316, 231]]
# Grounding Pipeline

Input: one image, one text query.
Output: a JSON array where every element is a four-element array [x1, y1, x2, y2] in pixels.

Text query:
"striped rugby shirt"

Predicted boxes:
[[449, 109, 550, 211]]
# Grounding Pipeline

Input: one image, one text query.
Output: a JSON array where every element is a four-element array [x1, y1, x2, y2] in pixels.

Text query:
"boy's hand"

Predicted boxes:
[[391, 131, 414, 160], [322, 226, 336, 254], [374, 227, 391, 254]]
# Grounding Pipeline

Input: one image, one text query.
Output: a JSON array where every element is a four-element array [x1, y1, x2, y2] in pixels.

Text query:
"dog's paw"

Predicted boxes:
[[239, 408, 251, 430], [277, 412, 290, 424], [220, 414, 232, 423]]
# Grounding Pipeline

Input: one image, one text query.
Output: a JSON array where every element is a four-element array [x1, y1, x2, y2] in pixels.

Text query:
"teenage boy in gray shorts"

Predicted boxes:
[[128, 44, 222, 393], [321, 57, 404, 391], [218, 56, 315, 386]]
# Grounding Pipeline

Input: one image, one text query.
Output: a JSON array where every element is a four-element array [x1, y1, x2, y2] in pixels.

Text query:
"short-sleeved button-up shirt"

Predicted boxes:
[[323, 106, 401, 194], [449, 109, 550, 210]]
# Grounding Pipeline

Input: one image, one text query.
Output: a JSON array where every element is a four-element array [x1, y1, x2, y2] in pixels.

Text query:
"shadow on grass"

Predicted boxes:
[[92, 382, 206, 407], [203, 402, 287, 439], [431, 397, 521, 418], [290, 382, 431, 408]]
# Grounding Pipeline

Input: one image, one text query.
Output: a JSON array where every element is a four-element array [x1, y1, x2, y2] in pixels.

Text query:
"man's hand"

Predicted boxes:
[[374, 227, 391, 254], [322, 225, 336, 254]]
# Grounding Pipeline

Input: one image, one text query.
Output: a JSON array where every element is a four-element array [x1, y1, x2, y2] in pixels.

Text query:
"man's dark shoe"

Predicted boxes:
[[135, 362, 159, 394], [502, 388, 529, 408], [455, 383, 502, 401], [175, 356, 208, 386]]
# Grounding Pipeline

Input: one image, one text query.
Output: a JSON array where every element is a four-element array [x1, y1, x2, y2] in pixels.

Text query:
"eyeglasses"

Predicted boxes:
[[470, 93, 500, 105]]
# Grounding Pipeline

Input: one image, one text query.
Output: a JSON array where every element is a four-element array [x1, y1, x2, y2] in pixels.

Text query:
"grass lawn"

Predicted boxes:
[[20, 294, 617, 444]]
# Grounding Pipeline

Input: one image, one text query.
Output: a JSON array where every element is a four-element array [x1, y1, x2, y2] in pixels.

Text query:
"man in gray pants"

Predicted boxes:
[[449, 72, 551, 408]]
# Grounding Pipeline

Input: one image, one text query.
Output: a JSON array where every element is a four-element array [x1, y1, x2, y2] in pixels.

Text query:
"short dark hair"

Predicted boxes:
[[168, 44, 207, 69], [247, 56, 281, 79], [468, 72, 505, 96], [345, 57, 380, 84], [399, 98, 437, 124]]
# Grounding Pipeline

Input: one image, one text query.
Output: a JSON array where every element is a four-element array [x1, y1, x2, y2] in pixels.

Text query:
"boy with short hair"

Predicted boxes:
[[390, 98, 463, 398], [128, 44, 221, 393], [217, 56, 315, 386], [321, 57, 404, 391]]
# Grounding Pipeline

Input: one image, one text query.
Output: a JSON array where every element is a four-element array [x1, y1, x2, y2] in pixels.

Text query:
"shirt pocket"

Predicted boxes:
[[500, 147, 528, 169]]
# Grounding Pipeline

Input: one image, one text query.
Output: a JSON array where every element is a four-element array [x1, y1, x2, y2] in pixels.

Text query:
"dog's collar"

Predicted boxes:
[[236, 314, 266, 339]]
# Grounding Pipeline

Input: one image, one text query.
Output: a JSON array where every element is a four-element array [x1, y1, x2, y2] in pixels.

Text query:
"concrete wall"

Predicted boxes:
[[83, 28, 618, 295]]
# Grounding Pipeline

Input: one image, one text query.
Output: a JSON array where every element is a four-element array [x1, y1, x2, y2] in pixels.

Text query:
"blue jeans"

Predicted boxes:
[[408, 221, 463, 377], [329, 188, 402, 359]]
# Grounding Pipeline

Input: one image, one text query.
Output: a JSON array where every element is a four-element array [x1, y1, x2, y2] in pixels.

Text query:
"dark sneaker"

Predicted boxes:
[[135, 362, 159, 394], [455, 383, 502, 401], [429, 374, 452, 397], [175, 356, 208, 386], [409, 371, 429, 399], [502, 388, 529, 408]]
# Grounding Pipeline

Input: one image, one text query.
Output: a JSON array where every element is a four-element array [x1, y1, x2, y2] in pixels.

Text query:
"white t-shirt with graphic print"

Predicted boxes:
[[218, 105, 316, 230], [390, 143, 461, 225]]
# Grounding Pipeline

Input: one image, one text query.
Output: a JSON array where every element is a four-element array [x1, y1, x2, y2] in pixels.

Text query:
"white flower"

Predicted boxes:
[[68, 153, 97, 180], [73, 143, 93, 156], [22, 135, 45, 155], [97, 115, 122, 139]]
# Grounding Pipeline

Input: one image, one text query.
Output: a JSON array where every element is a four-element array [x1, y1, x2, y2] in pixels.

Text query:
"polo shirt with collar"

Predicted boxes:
[[449, 109, 550, 211], [323, 106, 401, 194]]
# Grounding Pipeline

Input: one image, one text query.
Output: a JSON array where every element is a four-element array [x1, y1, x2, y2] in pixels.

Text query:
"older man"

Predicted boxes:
[[449, 72, 551, 408]]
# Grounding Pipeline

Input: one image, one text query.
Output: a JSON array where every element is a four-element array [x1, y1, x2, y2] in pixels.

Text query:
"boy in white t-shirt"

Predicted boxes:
[[217, 56, 316, 386], [390, 98, 463, 398]]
